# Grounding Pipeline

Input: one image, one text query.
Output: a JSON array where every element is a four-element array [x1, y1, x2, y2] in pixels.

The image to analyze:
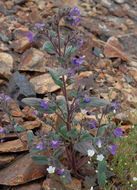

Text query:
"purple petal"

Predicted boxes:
[[41, 100, 48, 110], [109, 144, 117, 155], [74, 17, 81, 27], [114, 128, 123, 137]]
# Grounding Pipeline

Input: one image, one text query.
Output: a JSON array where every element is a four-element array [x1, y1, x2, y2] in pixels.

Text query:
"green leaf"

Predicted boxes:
[[74, 141, 96, 155], [66, 129, 78, 139], [57, 57, 65, 64], [60, 126, 67, 136], [43, 41, 55, 54], [79, 97, 110, 108], [49, 30, 56, 37], [54, 159, 61, 168], [45, 67, 63, 87], [98, 160, 106, 173], [98, 125, 109, 135], [69, 90, 78, 98], [98, 172, 106, 187], [54, 134, 60, 140], [65, 46, 78, 57], [80, 133, 93, 142], [31, 155, 48, 165], [53, 147, 64, 158], [14, 124, 24, 132], [27, 130, 34, 146], [30, 147, 43, 153]]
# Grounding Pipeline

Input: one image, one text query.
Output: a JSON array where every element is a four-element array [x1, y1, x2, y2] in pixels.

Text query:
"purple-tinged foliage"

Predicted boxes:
[[78, 39, 83, 47], [114, 128, 123, 137], [52, 140, 59, 150], [84, 97, 91, 103], [33, 110, 38, 115], [72, 56, 83, 67], [74, 17, 81, 27], [36, 144, 44, 150], [35, 23, 45, 28], [90, 119, 96, 128], [57, 168, 64, 175], [41, 99, 48, 110], [109, 144, 117, 155], [113, 101, 118, 109], [69, 6, 80, 19], [26, 32, 34, 43], [0, 128, 4, 134]]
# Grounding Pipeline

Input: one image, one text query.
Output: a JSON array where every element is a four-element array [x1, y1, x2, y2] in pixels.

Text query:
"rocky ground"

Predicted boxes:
[[0, 0, 137, 189]]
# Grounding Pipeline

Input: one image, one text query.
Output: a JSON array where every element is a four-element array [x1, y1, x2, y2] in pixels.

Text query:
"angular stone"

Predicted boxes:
[[0, 153, 47, 186], [0, 61, 12, 80], [11, 182, 41, 190], [0, 52, 13, 69], [0, 154, 16, 169], [0, 136, 28, 153], [10, 37, 31, 53], [42, 175, 81, 190], [18, 48, 46, 72], [7, 72, 36, 105], [22, 120, 41, 130], [104, 36, 130, 62], [22, 106, 37, 121], [30, 73, 60, 94]]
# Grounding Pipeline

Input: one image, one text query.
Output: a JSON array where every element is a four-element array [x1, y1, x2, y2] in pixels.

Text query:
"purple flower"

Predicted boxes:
[[33, 110, 38, 115], [113, 101, 118, 109], [52, 140, 59, 150], [90, 119, 96, 128], [78, 40, 83, 47], [41, 99, 48, 110], [0, 128, 4, 134], [114, 128, 123, 137], [36, 144, 44, 150], [57, 168, 64, 175], [5, 95, 11, 103], [26, 32, 34, 43], [84, 97, 91, 103], [69, 6, 80, 19], [67, 69, 75, 77], [35, 23, 45, 28], [74, 17, 81, 27], [109, 144, 117, 155], [72, 56, 83, 67]]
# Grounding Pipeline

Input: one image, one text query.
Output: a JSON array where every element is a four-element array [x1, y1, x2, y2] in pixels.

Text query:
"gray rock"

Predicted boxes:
[[114, 0, 125, 4], [7, 72, 36, 106]]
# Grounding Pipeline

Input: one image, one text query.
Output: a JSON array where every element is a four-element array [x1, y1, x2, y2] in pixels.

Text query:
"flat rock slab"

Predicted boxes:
[[0, 61, 12, 80], [30, 73, 60, 94], [0, 153, 47, 186], [18, 48, 46, 72], [11, 182, 41, 190], [22, 120, 41, 130], [0, 154, 16, 169], [43, 176, 81, 190], [0, 138, 28, 153]]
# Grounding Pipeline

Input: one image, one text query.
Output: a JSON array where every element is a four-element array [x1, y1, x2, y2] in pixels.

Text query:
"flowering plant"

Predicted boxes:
[[0, 7, 123, 189]]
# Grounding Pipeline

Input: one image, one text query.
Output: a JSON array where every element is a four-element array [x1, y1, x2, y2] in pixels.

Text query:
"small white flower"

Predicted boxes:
[[95, 170, 98, 173], [133, 177, 137, 181], [131, 125, 134, 129], [90, 187, 93, 190], [97, 154, 104, 161], [88, 161, 91, 164], [47, 166, 56, 174], [88, 149, 95, 157], [81, 109, 87, 115], [113, 109, 116, 114], [130, 184, 133, 187]]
